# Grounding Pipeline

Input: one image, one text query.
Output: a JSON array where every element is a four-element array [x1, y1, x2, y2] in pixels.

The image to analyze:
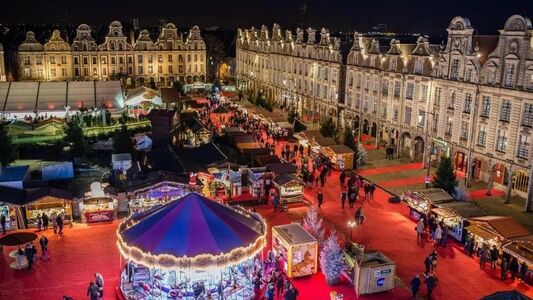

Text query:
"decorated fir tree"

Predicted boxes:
[[302, 206, 325, 244], [433, 156, 458, 195], [0, 121, 17, 168], [320, 117, 337, 138], [319, 232, 346, 285]]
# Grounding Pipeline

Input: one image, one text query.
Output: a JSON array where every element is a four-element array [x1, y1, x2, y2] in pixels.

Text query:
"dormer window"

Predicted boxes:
[[390, 57, 397, 71], [504, 62, 516, 88], [450, 59, 460, 80], [414, 59, 423, 75]]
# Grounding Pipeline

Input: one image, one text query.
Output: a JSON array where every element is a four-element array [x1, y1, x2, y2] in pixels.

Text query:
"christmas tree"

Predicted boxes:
[[302, 206, 325, 244], [320, 232, 346, 285], [433, 156, 458, 195]]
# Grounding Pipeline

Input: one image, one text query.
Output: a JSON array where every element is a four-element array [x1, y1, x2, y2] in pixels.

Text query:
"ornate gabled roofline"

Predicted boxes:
[[351, 32, 362, 51], [387, 39, 402, 55], [411, 36, 432, 56], [367, 39, 381, 54]]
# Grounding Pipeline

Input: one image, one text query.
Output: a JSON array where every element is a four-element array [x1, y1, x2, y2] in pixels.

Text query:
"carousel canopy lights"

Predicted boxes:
[[117, 192, 266, 271]]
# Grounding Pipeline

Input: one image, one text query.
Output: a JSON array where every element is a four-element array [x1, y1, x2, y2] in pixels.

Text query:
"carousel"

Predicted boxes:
[[117, 193, 267, 300]]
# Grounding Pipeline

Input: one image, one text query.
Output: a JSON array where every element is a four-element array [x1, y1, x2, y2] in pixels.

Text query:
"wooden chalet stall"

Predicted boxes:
[[273, 174, 304, 204], [321, 145, 356, 170], [400, 188, 454, 220], [466, 216, 530, 249], [430, 201, 487, 242]]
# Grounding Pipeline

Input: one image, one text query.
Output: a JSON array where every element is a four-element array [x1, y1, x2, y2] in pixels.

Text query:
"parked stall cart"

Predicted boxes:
[[272, 224, 318, 278]]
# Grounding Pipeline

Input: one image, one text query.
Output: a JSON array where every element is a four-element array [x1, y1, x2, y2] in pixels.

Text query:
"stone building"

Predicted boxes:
[[18, 21, 206, 86], [236, 15, 533, 203], [236, 24, 343, 124]]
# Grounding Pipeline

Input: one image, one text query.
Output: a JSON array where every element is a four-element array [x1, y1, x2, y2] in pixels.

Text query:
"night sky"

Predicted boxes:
[[2, 0, 532, 34]]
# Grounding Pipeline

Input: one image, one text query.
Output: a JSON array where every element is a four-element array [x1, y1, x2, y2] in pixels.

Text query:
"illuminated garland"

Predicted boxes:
[[116, 206, 267, 271]]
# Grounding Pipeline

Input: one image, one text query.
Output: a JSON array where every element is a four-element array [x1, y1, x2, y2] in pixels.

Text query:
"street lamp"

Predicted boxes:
[[347, 220, 357, 241]]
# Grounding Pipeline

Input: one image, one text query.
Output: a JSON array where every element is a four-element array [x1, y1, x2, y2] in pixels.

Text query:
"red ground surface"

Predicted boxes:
[[357, 163, 423, 176], [0, 129, 530, 299]]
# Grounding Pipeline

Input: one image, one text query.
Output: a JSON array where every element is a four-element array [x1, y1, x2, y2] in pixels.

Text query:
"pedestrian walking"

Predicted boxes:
[[434, 225, 442, 246], [0, 213, 6, 235], [25, 243, 36, 271], [56, 215, 63, 235], [52, 214, 58, 234], [273, 192, 280, 212], [480, 246, 490, 270], [42, 213, 49, 230], [509, 257, 519, 280], [339, 171, 346, 187], [425, 273, 437, 299], [36, 214, 42, 231], [348, 190, 356, 208], [369, 183, 376, 200], [500, 258, 508, 280], [410, 274, 421, 299], [39, 235, 49, 259], [264, 281, 274, 300], [519, 261, 529, 282], [317, 191, 323, 209], [416, 218, 425, 242], [490, 246, 499, 270], [276, 274, 285, 297], [95, 272, 104, 298], [87, 282, 99, 300], [341, 189, 347, 209]]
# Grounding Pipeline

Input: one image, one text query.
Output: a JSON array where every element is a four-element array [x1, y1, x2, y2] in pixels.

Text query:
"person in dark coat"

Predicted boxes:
[[425, 273, 437, 299], [39, 235, 49, 258], [87, 282, 99, 300], [490, 246, 499, 269], [500, 258, 508, 280], [424, 255, 432, 274], [317, 191, 323, 209], [410, 274, 421, 299], [56, 215, 64, 235], [41, 213, 49, 230], [340, 189, 347, 209], [509, 257, 519, 279], [276, 274, 285, 297], [520, 261, 529, 282], [0, 214, 6, 235], [339, 171, 346, 187]]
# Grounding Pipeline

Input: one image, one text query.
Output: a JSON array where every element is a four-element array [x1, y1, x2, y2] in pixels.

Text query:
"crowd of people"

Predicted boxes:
[[253, 252, 299, 300]]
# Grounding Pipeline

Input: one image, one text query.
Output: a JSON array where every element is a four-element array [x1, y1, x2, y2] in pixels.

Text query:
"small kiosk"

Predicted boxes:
[[343, 242, 396, 296], [430, 201, 486, 242], [81, 183, 117, 223], [400, 189, 454, 220], [273, 174, 304, 204], [272, 224, 318, 278], [247, 167, 270, 198], [322, 145, 355, 170], [0, 202, 21, 231]]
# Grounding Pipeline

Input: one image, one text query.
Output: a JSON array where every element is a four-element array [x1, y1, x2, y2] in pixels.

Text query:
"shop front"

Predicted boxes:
[[503, 237, 533, 284], [24, 193, 73, 226], [81, 197, 118, 223], [272, 224, 318, 278], [0, 203, 21, 231]]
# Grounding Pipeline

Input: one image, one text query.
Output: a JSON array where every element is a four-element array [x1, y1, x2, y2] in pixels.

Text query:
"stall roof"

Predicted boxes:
[[0, 166, 29, 182], [175, 142, 227, 172], [274, 173, 303, 186], [413, 189, 454, 204], [160, 87, 191, 103], [125, 86, 162, 106], [255, 155, 281, 167], [466, 224, 498, 241], [439, 201, 487, 218], [0, 186, 72, 206], [147, 145, 185, 174], [503, 240, 533, 267], [273, 224, 317, 244], [266, 162, 297, 175], [315, 136, 336, 147], [233, 134, 256, 144], [481, 291, 532, 300], [469, 216, 530, 239], [328, 144, 355, 154], [212, 105, 231, 114]]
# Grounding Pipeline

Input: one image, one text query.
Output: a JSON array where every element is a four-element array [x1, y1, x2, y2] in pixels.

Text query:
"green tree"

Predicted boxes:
[[65, 115, 88, 158], [320, 117, 338, 138], [433, 156, 458, 195], [344, 127, 356, 150], [113, 125, 134, 154], [0, 122, 17, 168], [173, 80, 185, 96]]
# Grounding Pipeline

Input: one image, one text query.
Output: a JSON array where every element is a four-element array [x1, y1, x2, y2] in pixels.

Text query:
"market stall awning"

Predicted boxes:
[[117, 193, 266, 270], [503, 239, 533, 267], [469, 216, 530, 239], [440, 201, 486, 218], [466, 225, 498, 241]]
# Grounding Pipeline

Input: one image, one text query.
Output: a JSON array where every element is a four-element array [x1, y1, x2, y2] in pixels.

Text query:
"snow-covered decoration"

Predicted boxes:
[[319, 232, 346, 285]]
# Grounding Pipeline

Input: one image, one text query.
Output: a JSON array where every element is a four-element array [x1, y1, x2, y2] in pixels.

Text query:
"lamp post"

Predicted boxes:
[[347, 220, 357, 241]]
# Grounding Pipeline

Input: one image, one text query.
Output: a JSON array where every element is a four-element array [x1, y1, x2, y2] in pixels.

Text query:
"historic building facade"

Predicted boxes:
[[237, 15, 533, 201], [236, 24, 343, 124], [18, 21, 206, 86]]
